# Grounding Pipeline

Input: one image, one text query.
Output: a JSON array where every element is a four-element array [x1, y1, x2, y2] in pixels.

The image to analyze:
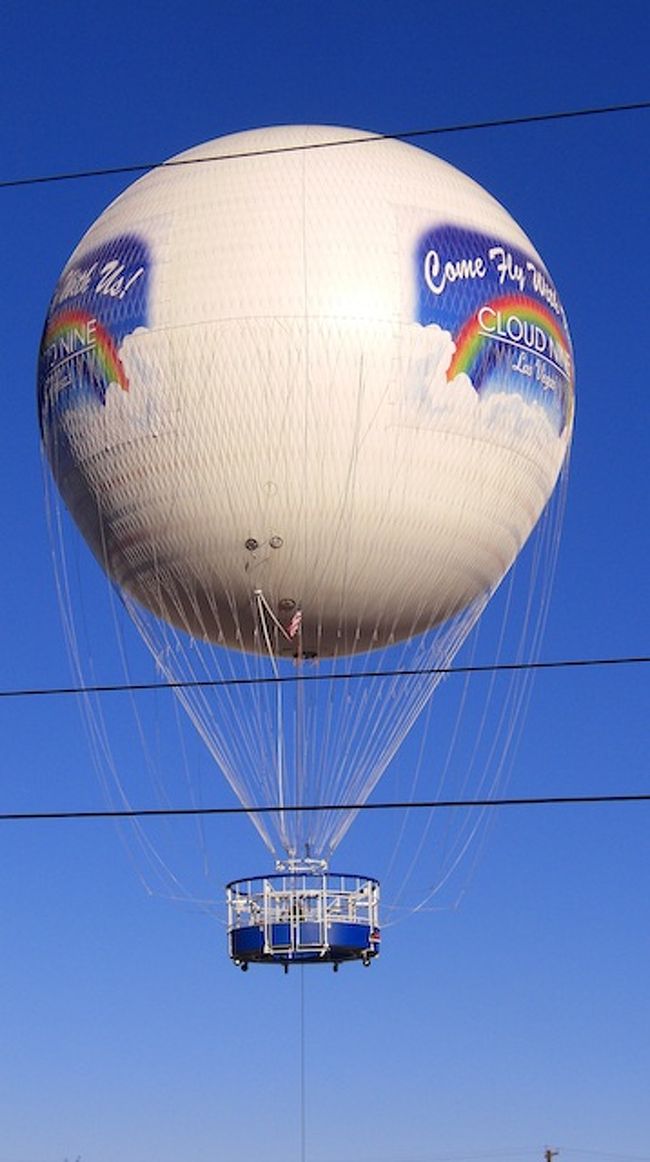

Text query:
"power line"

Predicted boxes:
[[1, 100, 648, 191], [2, 793, 650, 824], [560, 1152, 650, 1161], [0, 654, 647, 703]]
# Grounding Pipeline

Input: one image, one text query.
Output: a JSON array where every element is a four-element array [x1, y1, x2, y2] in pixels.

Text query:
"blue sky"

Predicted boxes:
[[1, 2, 649, 1161]]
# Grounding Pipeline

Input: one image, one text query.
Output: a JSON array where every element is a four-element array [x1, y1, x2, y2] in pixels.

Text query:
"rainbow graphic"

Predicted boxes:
[[42, 307, 129, 398], [447, 294, 572, 385]]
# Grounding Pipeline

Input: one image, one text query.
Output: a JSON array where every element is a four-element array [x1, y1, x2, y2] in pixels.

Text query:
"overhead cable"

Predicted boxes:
[[3, 793, 650, 824], [0, 654, 647, 703], [1, 100, 648, 191]]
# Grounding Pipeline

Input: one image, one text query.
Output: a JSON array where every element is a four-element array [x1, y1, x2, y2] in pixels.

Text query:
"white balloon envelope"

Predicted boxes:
[[38, 127, 574, 963]]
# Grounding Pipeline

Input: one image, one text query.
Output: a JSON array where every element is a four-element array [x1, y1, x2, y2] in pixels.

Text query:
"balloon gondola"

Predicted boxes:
[[38, 126, 574, 969], [227, 866, 380, 971]]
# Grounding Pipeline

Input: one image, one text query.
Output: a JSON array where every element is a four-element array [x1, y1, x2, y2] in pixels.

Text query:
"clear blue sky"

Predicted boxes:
[[1, 2, 649, 1161]]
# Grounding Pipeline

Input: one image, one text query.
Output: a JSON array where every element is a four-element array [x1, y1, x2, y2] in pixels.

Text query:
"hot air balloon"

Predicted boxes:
[[38, 126, 574, 970]]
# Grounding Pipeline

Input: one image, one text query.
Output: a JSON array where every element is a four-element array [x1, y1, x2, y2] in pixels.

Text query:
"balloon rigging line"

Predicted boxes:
[[2, 100, 648, 190], [255, 589, 289, 850], [0, 655, 647, 701], [3, 793, 650, 824]]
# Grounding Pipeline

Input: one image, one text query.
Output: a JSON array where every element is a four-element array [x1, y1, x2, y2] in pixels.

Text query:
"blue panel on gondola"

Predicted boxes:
[[329, 922, 371, 950], [231, 926, 264, 956], [298, 922, 322, 946], [270, 923, 291, 947]]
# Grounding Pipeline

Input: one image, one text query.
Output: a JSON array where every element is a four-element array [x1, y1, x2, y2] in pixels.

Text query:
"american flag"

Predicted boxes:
[[287, 608, 302, 638]]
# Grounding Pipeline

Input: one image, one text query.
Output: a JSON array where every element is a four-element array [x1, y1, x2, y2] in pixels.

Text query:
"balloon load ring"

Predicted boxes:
[[227, 866, 380, 972]]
